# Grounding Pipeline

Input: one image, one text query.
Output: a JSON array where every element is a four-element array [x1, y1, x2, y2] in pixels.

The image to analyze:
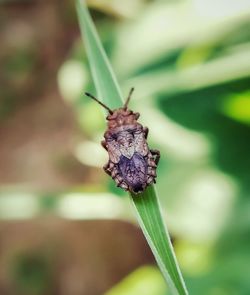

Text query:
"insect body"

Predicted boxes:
[[85, 88, 160, 194]]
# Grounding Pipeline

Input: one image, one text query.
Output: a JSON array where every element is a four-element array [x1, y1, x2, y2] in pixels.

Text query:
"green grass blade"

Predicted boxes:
[[130, 186, 188, 294], [76, 1, 188, 294], [76, 0, 122, 109]]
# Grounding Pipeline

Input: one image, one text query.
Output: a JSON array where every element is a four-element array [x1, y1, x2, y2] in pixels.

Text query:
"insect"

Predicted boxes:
[[85, 88, 160, 194]]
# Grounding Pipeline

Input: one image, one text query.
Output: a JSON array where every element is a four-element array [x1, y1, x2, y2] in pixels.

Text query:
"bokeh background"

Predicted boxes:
[[1, 0, 250, 294]]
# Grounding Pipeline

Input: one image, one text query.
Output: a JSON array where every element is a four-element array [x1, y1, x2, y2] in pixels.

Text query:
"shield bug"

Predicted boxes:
[[85, 88, 160, 194]]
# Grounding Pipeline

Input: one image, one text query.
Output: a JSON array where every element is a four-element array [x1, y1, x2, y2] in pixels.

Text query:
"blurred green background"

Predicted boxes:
[[0, 0, 250, 294]]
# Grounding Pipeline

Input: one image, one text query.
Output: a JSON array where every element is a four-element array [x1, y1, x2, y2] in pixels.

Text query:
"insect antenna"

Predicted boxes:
[[85, 92, 113, 114], [123, 87, 134, 110]]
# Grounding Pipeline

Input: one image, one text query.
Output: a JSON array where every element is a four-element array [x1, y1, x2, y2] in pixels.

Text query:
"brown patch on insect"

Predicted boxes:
[[85, 88, 160, 194]]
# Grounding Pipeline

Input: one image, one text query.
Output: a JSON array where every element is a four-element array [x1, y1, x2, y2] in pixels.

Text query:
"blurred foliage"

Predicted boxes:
[[104, 266, 167, 295], [10, 252, 53, 295]]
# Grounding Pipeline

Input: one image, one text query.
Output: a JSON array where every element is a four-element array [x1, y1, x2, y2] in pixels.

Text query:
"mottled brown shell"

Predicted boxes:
[[85, 89, 160, 194], [102, 108, 160, 194]]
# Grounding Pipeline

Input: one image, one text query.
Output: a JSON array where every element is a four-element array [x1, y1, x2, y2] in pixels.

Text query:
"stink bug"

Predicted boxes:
[[85, 88, 160, 194]]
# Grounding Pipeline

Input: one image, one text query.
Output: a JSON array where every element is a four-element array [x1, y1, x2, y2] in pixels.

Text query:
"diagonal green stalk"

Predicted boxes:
[[130, 186, 188, 294], [76, 1, 188, 294]]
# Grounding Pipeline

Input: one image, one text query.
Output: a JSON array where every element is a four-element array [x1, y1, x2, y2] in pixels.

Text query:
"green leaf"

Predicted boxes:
[[76, 1, 188, 294], [130, 186, 188, 294], [76, 0, 122, 110]]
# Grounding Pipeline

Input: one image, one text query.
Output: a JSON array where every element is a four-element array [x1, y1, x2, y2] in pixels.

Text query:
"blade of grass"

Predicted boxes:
[[76, 0, 122, 110], [76, 1, 188, 294], [130, 186, 188, 294]]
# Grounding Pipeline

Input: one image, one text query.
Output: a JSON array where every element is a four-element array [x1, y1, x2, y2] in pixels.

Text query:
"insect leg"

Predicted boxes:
[[101, 140, 108, 150], [111, 166, 129, 191], [147, 167, 157, 184], [105, 162, 129, 191], [115, 178, 129, 191], [146, 153, 158, 185], [146, 174, 155, 185], [134, 112, 140, 120], [143, 127, 149, 139], [103, 161, 111, 176], [150, 149, 160, 165]]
